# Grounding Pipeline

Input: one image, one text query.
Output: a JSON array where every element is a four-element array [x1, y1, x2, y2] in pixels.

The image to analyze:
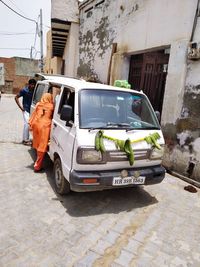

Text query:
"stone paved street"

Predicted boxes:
[[0, 95, 200, 267]]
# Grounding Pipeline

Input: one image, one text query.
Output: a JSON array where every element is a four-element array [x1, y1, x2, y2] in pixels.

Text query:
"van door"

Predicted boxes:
[[49, 87, 76, 182], [30, 82, 49, 114]]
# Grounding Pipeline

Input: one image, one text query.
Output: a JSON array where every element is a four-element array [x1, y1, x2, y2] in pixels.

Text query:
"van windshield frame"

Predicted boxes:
[[79, 89, 160, 130]]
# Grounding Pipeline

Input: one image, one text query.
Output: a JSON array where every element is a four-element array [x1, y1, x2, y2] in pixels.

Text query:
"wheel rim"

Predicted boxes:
[[55, 163, 62, 189]]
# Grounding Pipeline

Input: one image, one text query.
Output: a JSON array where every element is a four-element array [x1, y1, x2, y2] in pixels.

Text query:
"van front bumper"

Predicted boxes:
[[69, 165, 165, 192]]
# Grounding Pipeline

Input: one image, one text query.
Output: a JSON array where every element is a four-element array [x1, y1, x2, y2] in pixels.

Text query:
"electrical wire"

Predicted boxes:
[[0, 32, 34, 35], [44, 24, 50, 29], [0, 0, 41, 59], [6, 0, 28, 17], [0, 48, 30, 50], [0, 0, 37, 24], [33, 15, 40, 48], [0, 0, 45, 61], [33, 50, 40, 59]]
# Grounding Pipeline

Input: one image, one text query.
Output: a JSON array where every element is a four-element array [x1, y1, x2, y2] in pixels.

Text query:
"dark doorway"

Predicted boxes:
[[5, 80, 13, 94], [128, 50, 169, 114], [61, 60, 65, 75]]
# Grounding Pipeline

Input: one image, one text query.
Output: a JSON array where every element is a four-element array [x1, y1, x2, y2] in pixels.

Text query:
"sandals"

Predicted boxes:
[[22, 140, 32, 146]]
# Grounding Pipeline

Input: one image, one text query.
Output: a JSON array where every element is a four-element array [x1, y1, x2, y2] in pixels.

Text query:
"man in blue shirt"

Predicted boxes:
[[15, 78, 36, 145]]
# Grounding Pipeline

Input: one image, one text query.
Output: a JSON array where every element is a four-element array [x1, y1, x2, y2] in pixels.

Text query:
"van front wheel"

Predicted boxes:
[[53, 157, 70, 195]]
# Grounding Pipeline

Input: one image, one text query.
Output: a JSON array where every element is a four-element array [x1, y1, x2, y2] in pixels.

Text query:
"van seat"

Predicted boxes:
[[103, 106, 118, 123], [81, 106, 102, 123]]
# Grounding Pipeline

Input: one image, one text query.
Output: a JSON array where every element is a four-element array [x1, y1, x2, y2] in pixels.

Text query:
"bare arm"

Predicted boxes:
[[15, 95, 24, 112]]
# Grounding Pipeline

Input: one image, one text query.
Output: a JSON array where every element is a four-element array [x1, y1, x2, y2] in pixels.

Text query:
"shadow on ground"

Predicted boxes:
[[28, 148, 158, 217]]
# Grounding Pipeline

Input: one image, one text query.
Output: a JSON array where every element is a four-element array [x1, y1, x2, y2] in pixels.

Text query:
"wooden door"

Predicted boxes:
[[129, 50, 169, 114]]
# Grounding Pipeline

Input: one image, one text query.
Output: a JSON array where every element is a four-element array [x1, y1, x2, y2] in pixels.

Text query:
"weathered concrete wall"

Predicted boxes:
[[44, 30, 52, 74], [78, 0, 197, 83], [44, 31, 62, 75], [52, 0, 79, 22], [63, 22, 79, 77], [51, 57, 62, 74], [15, 57, 39, 77], [78, 0, 116, 81], [163, 12, 200, 183]]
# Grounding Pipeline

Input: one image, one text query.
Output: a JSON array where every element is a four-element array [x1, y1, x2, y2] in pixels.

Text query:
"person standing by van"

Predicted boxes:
[[29, 93, 54, 172], [15, 79, 36, 145]]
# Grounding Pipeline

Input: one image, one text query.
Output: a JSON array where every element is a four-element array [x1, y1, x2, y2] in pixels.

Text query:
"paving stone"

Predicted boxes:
[[110, 263, 123, 267], [102, 230, 120, 244], [0, 251, 19, 266], [70, 238, 93, 257], [0, 96, 200, 266], [132, 230, 148, 243], [124, 239, 142, 255], [91, 239, 111, 255], [74, 250, 100, 267], [114, 249, 134, 266]]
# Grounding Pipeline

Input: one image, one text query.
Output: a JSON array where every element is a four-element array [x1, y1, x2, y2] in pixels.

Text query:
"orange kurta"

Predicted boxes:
[[29, 94, 54, 152]]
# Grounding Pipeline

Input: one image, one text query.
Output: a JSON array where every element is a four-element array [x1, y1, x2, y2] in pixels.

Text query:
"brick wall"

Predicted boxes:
[[13, 76, 29, 94], [0, 57, 39, 94]]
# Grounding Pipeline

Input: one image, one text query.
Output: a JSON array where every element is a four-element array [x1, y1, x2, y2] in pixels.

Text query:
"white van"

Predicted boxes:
[[31, 74, 165, 194]]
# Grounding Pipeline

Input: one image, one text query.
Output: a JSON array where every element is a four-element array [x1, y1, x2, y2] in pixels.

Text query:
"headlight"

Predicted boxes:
[[77, 147, 104, 164], [150, 146, 164, 160]]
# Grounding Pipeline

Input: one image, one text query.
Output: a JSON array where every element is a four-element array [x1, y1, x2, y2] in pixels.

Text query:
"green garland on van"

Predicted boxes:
[[94, 130, 161, 166]]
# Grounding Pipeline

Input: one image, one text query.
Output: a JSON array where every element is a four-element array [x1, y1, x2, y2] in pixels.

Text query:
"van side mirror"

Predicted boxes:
[[60, 105, 72, 122], [155, 111, 161, 123]]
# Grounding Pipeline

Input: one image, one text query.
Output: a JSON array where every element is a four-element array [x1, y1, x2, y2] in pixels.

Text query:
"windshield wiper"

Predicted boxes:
[[106, 122, 131, 128], [126, 126, 160, 132]]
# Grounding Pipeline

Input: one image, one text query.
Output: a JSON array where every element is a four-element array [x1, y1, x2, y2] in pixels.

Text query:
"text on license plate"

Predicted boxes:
[[112, 176, 145, 186]]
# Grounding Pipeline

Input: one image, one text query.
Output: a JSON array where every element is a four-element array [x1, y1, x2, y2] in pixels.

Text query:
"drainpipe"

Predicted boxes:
[[190, 0, 200, 41]]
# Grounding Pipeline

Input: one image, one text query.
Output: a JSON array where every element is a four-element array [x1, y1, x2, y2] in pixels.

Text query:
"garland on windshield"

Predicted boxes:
[[94, 130, 161, 166]]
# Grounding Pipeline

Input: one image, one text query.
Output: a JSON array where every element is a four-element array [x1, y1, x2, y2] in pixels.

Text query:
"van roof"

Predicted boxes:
[[35, 73, 144, 95]]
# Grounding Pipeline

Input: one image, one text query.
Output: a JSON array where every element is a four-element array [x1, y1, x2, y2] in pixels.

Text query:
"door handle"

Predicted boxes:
[[53, 123, 57, 128]]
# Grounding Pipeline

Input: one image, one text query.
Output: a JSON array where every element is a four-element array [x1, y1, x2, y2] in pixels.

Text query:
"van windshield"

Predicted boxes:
[[79, 89, 160, 130]]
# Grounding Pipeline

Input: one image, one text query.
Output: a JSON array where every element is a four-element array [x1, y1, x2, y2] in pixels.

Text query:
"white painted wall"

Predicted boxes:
[[161, 41, 188, 124]]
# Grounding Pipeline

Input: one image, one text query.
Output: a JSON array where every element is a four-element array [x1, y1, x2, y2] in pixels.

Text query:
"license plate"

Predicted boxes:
[[112, 176, 145, 186]]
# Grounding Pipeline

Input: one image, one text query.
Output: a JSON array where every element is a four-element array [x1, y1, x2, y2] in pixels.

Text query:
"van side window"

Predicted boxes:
[[52, 87, 61, 104], [58, 88, 75, 122], [32, 84, 45, 104]]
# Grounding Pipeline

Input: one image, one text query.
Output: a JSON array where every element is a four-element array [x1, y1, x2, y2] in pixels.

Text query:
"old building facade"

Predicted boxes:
[[47, 0, 200, 184], [44, 0, 79, 76]]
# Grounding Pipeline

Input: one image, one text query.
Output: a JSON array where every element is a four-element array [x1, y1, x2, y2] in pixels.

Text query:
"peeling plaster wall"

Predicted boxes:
[[162, 13, 200, 183], [78, 0, 197, 83], [78, 0, 116, 81], [52, 0, 79, 22], [161, 41, 188, 125]]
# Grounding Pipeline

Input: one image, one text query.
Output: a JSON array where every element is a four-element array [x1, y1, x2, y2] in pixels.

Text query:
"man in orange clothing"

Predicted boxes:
[[29, 93, 54, 172]]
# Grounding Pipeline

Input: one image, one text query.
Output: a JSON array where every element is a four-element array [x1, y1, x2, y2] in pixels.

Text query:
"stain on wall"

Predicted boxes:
[[94, 17, 114, 57], [78, 0, 127, 82], [162, 82, 200, 182]]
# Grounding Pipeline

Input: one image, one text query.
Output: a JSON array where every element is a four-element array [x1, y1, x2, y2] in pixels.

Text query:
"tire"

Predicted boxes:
[[53, 157, 70, 195]]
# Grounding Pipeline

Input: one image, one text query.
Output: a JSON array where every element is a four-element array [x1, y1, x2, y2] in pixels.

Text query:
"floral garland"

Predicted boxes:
[[95, 130, 161, 165]]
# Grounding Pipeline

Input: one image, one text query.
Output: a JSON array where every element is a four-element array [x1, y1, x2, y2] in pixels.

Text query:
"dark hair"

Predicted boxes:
[[28, 78, 36, 85]]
